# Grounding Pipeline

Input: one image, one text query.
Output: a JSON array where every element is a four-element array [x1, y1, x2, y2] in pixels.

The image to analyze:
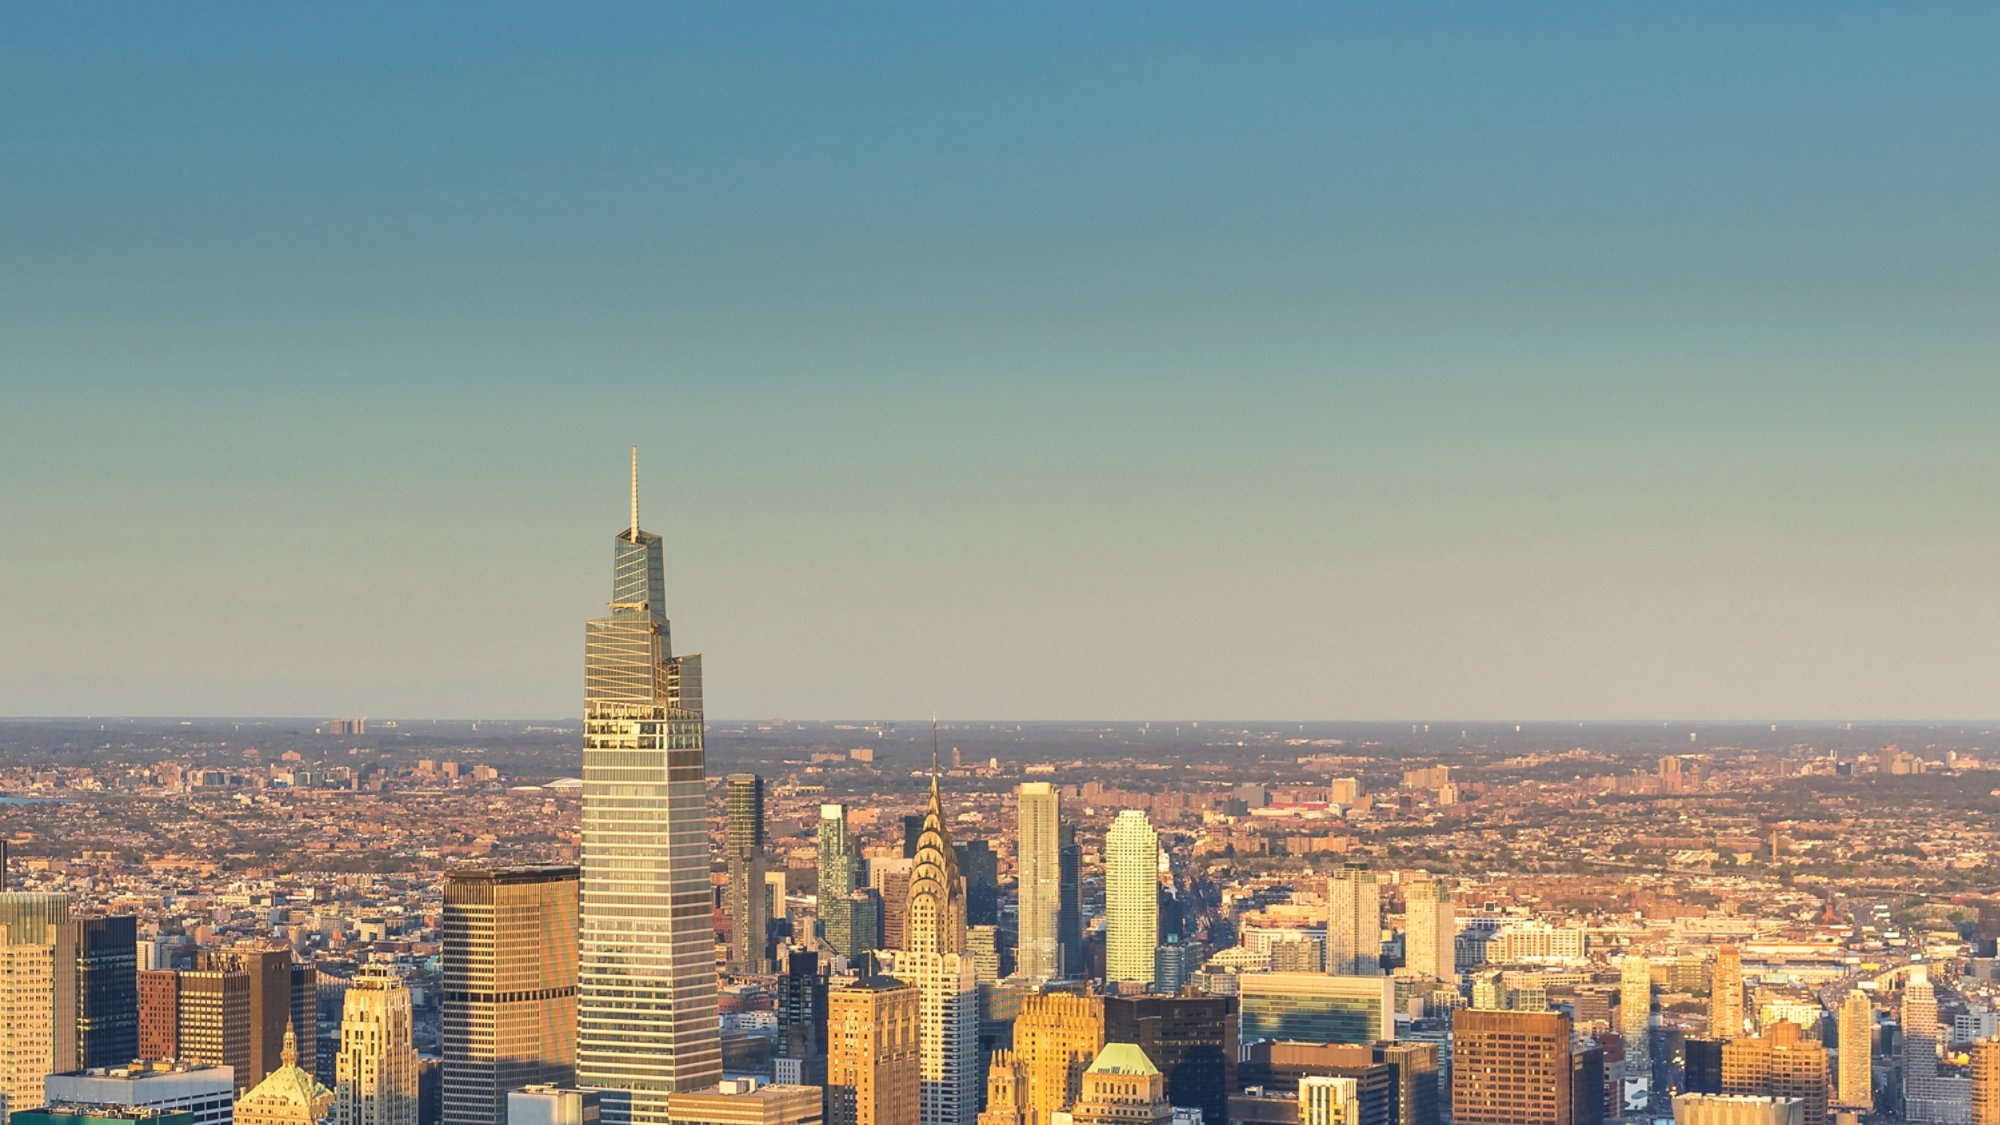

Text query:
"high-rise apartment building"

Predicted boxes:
[[725, 775, 772, 974], [1326, 865, 1381, 976], [1104, 812, 1159, 990], [1720, 1022, 1826, 1125], [1451, 1008, 1575, 1125], [1067, 1044, 1171, 1125], [577, 453, 723, 1125], [1620, 953, 1653, 1101], [1015, 784, 1062, 982], [1012, 992, 1105, 1125], [1905, 964, 1945, 1123], [443, 864, 581, 1125], [0, 892, 79, 1118], [894, 776, 979, 1125], [1835, 990, 1871, 1111], [1971, 1038, 2000, 1125], [1403, 879, 1454, 983], [77, 915, 140, 1069], [336, 974, 420, 1125], [1711, 947, 1746, 1039], [826, 977, 920, 1125]]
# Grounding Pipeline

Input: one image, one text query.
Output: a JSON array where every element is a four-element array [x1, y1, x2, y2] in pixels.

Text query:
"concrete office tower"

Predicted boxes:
[[578, 451, 722, 1125], [666, 1078, 823, 1125], [1403, 878, 1454, 982], [1452, 1009, 1575, 1125], [77, 915, 140, 1069], [179, 969, 254, 1092], [47, 1062, 236, 1125], [725, 775, 772, 974], [1711, 947, 1746, 1039], [1621, 953, 1654, 1101], [237, 1023, 336, 1125], [443, 864, 581, 1125], [1326, 865, 1381, 976], [1671, 1094, 1805, 1125], [1836, 990, 1872, 1111], [1067, 1044, 1172, 1125], [899, 776, 979, 1125], [1297, 1076, 1361, 1125], [1013, 992, 1105, 1125], [1237, 972, 1395, 1046], [870, 859, 914, 952], [336, 974, 420, 1125], [818, 805, 867, 959], [1972, 1038, 2000, 1125], [827, 977, 921, 1125], [1104, 812, 1160, 989], [202, 946, 296, 1090], [1015, 784, 1062, 982], [139, 970, 182, 1061], [1720, 1022, 1827, 1125], [0, 892, 79, 1118]]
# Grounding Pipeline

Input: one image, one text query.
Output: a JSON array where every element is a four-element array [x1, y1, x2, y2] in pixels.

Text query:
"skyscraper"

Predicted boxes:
[[202, 945, 296, 1089], [1903, 965, 1943, 1124], [1836, 990, 1871, 1112], [178, 969, 253, 1092], [336, 973, 420, 1125], [77, 914, 140, 1069], [0, 892, 78, 1117], [1101, 995, 1237, 1125], [442, 864, 580, 1125], [1971, 1038, 2000, 1125], [139, 969, 181, 1061], [773, 948, 829, 1089], [726, 774, 772, 974], [1620, 953, 1653, 1102], [1057, 830, 1082, 981], [1711, 947, 1746, 1039], [894, 775, 979, 1125], [578, 451, 723, 1124], [1451, 1008, 1575, 1125], [1403, 877, 1454, 982], [1325, 865, 1381, 976], [827, 977, 921, 1125], [1104, 812, 1159, 990], [1720, 1022, 1826, 1125], [236, 1023, 336, 1125], [818, 805, 869, 960], [1012, 992, 1105, 1125], [1014, 784, 1062, 983]]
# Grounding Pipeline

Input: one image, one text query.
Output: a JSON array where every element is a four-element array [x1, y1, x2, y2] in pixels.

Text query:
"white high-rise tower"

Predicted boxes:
[[1326, 865, 1381, 975], [577, 451, 721, 1125], [1105, 810, 1160, 989]]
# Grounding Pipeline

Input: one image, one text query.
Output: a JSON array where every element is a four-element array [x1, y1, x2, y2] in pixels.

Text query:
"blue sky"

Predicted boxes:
[[3, 4, 1996, 719]]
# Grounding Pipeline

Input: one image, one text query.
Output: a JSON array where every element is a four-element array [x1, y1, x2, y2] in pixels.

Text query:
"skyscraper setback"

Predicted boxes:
[[577, 451, 722, 1125]]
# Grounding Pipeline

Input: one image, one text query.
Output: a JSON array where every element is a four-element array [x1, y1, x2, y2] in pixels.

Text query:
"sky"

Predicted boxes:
[[3, 4, 1997, 721]]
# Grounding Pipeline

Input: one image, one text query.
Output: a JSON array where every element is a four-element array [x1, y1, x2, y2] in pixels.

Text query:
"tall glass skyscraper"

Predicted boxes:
[[724, 774, 771, 973], [577, 451, 721, 1125]]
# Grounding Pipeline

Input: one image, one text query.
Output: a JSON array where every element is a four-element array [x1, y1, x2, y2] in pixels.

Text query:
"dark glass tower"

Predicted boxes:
[[76, 915, 139, 1068], [725, 774, 771, 972]]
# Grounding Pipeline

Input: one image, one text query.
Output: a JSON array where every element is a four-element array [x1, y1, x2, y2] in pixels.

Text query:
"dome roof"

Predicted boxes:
[[239, 1022, 334, 1108]]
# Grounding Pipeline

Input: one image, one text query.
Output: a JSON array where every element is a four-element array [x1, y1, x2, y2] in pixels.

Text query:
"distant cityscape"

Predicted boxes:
[[4, 463, 2000, 1125]]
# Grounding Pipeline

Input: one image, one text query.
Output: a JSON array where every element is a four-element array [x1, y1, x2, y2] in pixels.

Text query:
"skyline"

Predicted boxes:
[[6, 5, 1999, 721]]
